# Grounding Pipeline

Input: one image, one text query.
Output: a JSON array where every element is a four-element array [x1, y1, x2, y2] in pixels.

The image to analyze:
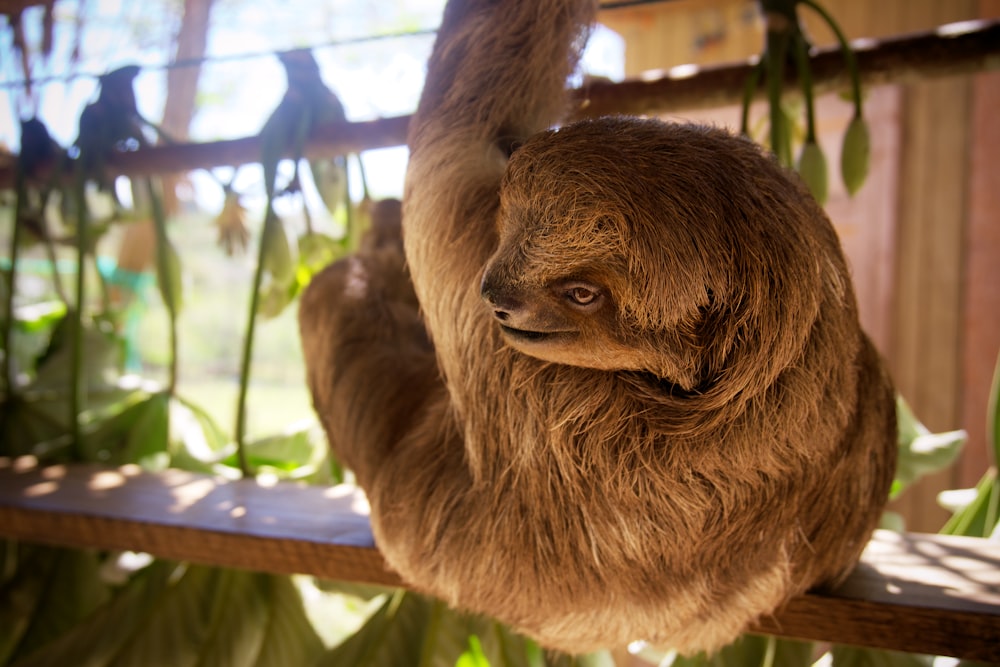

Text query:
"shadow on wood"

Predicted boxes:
[[0, 456, 997, 660]]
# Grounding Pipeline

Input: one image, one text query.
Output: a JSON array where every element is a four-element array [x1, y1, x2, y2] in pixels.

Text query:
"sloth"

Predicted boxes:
[[299, 0, 897, 655]]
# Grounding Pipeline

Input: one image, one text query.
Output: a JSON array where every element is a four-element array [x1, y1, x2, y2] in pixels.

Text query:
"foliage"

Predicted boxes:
[[742, 0, 870, 204]]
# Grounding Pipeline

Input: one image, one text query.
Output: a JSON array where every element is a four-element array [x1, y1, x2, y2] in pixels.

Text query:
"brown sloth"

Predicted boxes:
[[299, 0, 897, 655]]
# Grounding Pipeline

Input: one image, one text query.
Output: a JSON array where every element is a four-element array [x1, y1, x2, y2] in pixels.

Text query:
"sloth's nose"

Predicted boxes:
[[480, 275, 521, 321]]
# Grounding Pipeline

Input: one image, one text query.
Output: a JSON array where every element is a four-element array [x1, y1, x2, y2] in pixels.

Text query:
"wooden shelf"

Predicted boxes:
[[1, 456, 997, 660]]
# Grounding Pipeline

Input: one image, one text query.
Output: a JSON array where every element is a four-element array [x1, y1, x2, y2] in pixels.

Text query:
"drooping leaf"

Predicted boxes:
[[309, 157, 348, 215], [456, 636, 491, 667], [260, 214, 295, 285], [252, 574, 324, 667], [840, 115, 871, 196], [986, 352, 1000, 469], [797, 141, 828, 205], [121, 390, 171, 469], [5, 547, 111, 661], [8, 560, 176, 667], [76, 389, 162, 465], [192, 568, 271, 667], [298, 232, 348, 281], [255, 277, 299, 320], [320, 591, 596, 667], [229, 425, 321, 476], [0, 542, 108, 664], [940, 470, 999, 538], [155, 237, 183, 316], [890, 397, 966, 500], [32, 319, 123, 393], [168, 396, 236, 474], [0, 395, 70, 459]]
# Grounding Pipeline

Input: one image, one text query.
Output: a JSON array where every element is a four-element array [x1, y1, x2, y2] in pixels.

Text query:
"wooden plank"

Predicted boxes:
[[750, 530, 1000, 659], [0, 456, 403, 587], [1, 457, 997, 660]]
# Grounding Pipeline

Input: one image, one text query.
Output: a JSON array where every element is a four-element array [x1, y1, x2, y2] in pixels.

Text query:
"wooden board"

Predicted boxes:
[[1, 457, 997, 660]]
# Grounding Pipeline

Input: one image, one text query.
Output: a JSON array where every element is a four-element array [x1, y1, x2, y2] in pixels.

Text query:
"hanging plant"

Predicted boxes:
[[743, 0, 870, 203]]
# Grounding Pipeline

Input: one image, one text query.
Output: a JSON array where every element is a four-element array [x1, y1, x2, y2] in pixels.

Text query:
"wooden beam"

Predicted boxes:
[[1, 20, 997, 186], [0, 457, 997, 661], [0, 456, 402, 587], [574, 18, 1000, 117]]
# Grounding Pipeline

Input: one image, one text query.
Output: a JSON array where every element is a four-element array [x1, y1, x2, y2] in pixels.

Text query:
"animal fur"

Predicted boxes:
[[299, 0, 897, 655]]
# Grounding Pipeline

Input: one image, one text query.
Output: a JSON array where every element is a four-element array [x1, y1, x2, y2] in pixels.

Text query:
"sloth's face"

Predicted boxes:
[[478, 262, 650, 372]]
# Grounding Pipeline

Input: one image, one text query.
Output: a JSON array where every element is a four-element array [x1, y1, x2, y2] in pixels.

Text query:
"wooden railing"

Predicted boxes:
[[1, 457, 997, 661], [0, 20, 997, 186]]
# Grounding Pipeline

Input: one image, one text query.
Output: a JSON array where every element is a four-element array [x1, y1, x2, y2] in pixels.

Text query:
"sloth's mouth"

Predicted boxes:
[[498, 325, 577, 343], [499, 325, 552, 341]]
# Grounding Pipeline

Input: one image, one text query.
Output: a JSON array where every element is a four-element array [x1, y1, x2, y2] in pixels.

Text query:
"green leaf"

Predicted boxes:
[[232, 425, 323, 476], [261, 215, 295, 285], [252, 574, 324, 667], [456, 636, 491, 667], [14, 300, 66, 334], [76, 390, 163, 465], [168, 395, 236, 473], [309, 158, 348, 215], [5, 548, 111, 661], [841, 115, 870, 196], [320, 591, 600, 667], [156, 237, 184, 315], [122, 390, 171, 469], [255, 277, 299, 320], [32, 319, 123, 394], [986, 351, 1000, 469], [298, 232, 348, 280], [0, 395, 71, 458], [193, 568, 271, 667], [797, 141, 828, 205], [940, 470, 999, 537], [891, 397, 966, 500], [8, 559, 176, 667], [7, 561, 323, 667]]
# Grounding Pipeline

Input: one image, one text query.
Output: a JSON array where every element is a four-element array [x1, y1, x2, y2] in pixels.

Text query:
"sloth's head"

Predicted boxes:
[[481, 117, 847, 394]]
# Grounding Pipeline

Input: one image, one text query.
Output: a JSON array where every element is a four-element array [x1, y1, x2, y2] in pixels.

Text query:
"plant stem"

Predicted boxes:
[[2, 167, 26, 397], [234, 209, 275, 477], [39, 210, 69, 305], [70, 167, 87, 456], [800, 0, 864, 114], [764, 25, 792, 165], [792, 31, 818, 144], [147, 178, 178, 396], [739, 60, 764, 136]]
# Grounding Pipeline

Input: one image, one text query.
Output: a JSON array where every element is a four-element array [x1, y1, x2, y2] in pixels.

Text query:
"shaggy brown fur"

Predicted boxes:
[[299, 0, 897, 655]]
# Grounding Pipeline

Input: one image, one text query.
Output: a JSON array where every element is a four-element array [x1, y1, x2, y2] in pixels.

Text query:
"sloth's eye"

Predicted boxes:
[[565, 285, 599, 306], [555, 280, 604, 309], [569, 287, 596, 304]]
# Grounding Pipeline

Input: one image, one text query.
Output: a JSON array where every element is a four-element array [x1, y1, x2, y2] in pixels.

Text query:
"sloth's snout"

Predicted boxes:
[[480, 274, 522, 322]]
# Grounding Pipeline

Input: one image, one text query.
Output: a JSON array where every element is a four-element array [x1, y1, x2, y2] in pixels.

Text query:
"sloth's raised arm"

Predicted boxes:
[[403, 0, 598, 315]]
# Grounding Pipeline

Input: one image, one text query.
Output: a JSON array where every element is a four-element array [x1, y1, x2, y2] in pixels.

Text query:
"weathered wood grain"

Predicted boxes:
[[1, 457, 997, 660]]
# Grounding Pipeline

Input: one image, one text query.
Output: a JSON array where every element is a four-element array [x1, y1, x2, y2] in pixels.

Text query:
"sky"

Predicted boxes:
[[1, 0, 623, 209]]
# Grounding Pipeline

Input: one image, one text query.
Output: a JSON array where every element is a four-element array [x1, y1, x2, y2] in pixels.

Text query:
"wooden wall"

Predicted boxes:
[[598, 0, 1000, 531]]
